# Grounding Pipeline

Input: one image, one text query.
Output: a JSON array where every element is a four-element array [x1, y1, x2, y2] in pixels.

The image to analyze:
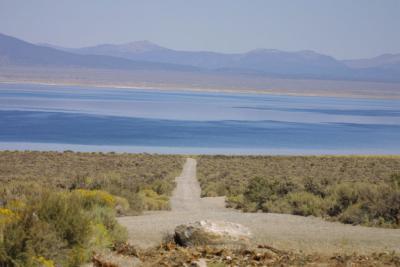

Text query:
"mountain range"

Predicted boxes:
[[0, 33, 198, 72], [1, 33, 400, 83]]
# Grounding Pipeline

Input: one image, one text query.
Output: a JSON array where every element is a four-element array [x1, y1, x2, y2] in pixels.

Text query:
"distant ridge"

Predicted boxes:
[[1, 33, 400, 82], [342, 53, 400, 72], [0, 33, 198, 71], [40, 38, 400, 82], [50, 41, 349, 76]]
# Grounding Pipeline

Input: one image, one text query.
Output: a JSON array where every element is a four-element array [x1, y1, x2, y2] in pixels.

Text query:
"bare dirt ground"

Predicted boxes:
[[118, 158, 400, 254]]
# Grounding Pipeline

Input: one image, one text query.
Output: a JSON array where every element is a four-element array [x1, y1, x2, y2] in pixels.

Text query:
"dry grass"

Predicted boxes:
[[0, 151, 184, 212], [196, 155, 400, 227], [197, 155, 400, 196], [0, 151, 184, 266]]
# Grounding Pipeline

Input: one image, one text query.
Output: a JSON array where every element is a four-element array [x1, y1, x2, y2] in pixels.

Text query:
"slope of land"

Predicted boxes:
[[2, 67, 400, 100], [118, 158, 400, 254]]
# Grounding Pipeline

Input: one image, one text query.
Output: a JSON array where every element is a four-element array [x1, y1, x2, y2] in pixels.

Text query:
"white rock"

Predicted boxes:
[[174, 220, 252, 247]]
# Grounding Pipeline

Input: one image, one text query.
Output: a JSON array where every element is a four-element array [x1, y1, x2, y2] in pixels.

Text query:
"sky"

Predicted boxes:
[[0, 0, 399, 59]]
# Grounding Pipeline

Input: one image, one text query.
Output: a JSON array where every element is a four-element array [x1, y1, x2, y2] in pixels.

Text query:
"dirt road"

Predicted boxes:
[[118, 158, 400, 254]]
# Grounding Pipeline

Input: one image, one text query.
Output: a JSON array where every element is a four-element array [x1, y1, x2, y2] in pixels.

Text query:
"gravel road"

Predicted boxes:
[[118, 158, 400, 254]]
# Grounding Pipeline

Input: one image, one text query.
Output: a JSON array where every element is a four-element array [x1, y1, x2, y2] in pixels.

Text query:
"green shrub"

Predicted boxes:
[[151, 180, 174, 195], [226, 194, 245, 209], [339, 203, 370, 225], [243, 177, 276, 209], [303, 176, 327, 197], [241, 201, 258, 213], [201, 181, 228, 197], [89, 223, 113, 250], [0, 151, 184, 214], [0, 189, 128, 266], [286, 192, 326, 217], [139, 189, 169, 210], [114, 196, 130, 216], [391, 173, 400, 188], [369, 185, 400, 226], [327, 182, 359, 216], [197, 155, 400, 227], [262, 199, 292, 214], [38, 192, 92, 247]]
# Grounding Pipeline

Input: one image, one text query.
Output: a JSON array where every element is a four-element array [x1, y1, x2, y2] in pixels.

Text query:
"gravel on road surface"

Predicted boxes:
[[118, 158, 400, 254]]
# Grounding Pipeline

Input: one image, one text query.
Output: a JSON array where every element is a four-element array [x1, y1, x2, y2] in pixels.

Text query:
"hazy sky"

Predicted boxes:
[[0, 0, 399, 59]]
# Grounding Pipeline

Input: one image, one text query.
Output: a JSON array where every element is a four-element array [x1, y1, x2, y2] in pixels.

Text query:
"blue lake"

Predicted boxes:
[[0, 83, 399, 154]]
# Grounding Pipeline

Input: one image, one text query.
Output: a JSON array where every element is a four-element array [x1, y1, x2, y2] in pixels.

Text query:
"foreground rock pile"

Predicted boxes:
[[93, 242, 400, 267], [91, 220, 400, 266]]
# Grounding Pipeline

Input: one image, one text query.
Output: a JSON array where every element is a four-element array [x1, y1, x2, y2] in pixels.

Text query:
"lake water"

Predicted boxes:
[[0, 82, 399, 154]]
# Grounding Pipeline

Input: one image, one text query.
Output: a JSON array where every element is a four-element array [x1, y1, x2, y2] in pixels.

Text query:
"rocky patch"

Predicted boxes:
[[174, 220, 252, 248]]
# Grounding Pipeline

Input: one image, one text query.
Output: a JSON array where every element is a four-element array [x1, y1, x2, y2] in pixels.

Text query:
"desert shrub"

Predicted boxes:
[[197, 155, 400, 227], [325, 182, 399, 227], [114, 196, 130, 216], [201, 182, 219, 197], [226, 194, 245, 209], [360, 185, 400, 226], [32, 256, 55, 267], [226, 194, 259, 212], [38, 192, 93, 247], [381, 189, 400, 225], [275, 179, 301, 196], [138, 189, 170, 210], [262, 198, 292, 214], [391, 173, 400, 188], [303, 176, 328, 197], [327, 182, 361, 216], [241, 176, 301, 211], [151, 180, 175, 195], [241, 201, 258, 213], [243, 177, 276, 209], [0, 152, 183, 265], [89, 223, 113, 250], [0, 189, 128, 267], [73, 189, 116, 209], [339, 203, 370, 225], [285, 192, 326, 217], [201, 181, 230, 197], [0, 151, 184, 213]]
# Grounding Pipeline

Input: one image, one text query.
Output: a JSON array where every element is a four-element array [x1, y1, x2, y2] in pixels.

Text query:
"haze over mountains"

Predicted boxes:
[[1, 32, 400, 83], [0, 33, 198, 72], [343, 54, 400, 71]]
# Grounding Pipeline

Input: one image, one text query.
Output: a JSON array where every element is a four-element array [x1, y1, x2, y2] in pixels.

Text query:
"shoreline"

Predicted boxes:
[[1, 142, 399, 156], [1, 79, 399, 101]]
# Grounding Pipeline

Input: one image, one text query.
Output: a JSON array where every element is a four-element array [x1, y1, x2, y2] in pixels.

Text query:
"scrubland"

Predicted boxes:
[[197, 155, 400, 228], [0, 151, 183, 266], [0, 151, 183, 213], [2, 152, 400, 266]]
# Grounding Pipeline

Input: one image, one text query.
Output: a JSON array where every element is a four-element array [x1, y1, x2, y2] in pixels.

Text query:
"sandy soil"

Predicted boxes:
[[118, 158, 400, 254]]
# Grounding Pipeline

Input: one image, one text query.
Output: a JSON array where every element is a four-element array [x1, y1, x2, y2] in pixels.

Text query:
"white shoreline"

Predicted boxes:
[[1, 80, 398, 101], [0, 142, 399, 156]]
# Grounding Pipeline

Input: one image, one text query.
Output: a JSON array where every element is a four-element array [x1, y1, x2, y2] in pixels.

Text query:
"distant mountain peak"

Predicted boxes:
[[117, 40, 168, 53], [343, 53, 400, 69], [247, 49, 322, 57], [2, 32, 399, 82], [247, 48, 282, 54]]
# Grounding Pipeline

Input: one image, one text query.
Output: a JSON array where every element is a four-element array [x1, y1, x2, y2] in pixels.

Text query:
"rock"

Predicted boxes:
[[190, 258, 207, 267], [174, 220, 252, 248], [92, 251, 142, 267]]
